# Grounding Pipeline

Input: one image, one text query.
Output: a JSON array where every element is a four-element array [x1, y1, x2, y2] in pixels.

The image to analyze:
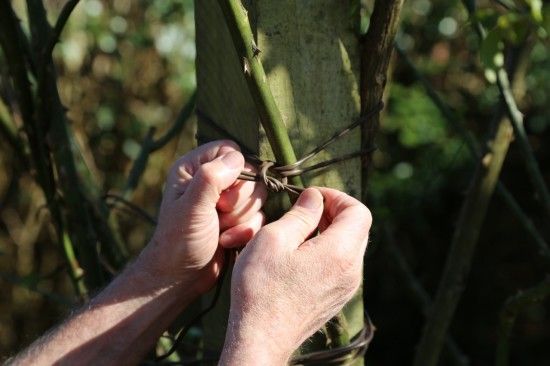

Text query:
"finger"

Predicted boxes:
[[165, 140, 241, 202], [260, 188, 324, 250], [217, 163, 267, 213], [219, 211, 266, 248], [314, 187, 372, 252], [179, 150, 245, 211], [219, 183, 266, 231]]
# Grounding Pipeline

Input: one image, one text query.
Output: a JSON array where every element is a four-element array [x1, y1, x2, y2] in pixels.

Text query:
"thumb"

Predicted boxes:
[[267, 188, 324, 250], [182, 151, 245, 209]]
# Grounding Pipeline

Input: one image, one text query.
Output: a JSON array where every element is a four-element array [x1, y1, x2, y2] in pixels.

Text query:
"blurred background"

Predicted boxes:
[[0, 0, 549, 364]]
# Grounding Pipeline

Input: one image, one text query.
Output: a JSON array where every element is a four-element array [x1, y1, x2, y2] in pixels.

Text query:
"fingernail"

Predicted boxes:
[[296, 189, 322, 210], [221, 151, 243, 169]]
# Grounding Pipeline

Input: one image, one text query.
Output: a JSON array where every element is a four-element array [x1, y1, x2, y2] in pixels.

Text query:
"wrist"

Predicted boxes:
[[134, 241, 203, 300], [128, 251, 200, 308], [220, 315, 293, 365]]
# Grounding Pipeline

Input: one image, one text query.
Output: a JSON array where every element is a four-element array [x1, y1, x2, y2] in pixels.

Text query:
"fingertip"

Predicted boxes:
[[220, 150, 245, 170]]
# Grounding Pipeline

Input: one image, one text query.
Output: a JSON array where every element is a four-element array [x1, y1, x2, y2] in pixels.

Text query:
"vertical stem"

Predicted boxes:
[[27, 0, 104, 289], [413, 119, 515, 366], [217, 0, 302, 187]]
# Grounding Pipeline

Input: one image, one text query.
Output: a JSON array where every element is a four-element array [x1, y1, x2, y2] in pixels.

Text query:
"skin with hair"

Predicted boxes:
[[8, 141, 372, 366]]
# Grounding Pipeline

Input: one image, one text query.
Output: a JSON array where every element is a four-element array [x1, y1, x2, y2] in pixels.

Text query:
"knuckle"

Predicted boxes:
[[195, 163, 218, 186]]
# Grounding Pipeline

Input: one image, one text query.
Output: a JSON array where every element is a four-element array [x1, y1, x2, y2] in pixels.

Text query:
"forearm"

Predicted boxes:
[[10, 255, 197, 366]]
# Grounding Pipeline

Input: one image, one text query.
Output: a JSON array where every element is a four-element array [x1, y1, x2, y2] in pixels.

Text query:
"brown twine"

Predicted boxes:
[[197, 101, 384, 195]]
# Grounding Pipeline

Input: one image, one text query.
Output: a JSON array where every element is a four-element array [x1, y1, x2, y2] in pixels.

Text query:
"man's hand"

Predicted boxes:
[[10, 141, 266, 365], [220, 187, 372, 365], [140, 140, 267, 294]]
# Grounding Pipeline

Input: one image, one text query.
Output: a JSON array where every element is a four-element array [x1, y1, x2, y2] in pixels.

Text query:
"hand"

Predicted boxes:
[[220, 188, 372, 365], [139, 140, 267, 295]]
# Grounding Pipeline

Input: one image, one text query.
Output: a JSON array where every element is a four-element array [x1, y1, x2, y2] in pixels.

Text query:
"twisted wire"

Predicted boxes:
[[198, 101, 384, 195]]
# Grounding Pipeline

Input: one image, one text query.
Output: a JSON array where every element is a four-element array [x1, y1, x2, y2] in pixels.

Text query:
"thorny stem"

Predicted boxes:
[[217, 0, 302, 188]]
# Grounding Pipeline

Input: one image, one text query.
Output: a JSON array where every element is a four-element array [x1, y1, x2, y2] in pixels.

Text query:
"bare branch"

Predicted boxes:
[[44, 0, 81, 58]]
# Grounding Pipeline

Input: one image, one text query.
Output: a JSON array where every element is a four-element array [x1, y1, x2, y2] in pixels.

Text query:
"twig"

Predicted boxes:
[[395, 46, 550, 265], [43, 0, 81, 58], [495, 68, 550, 219], [124, 91, 196, 198], [495, 276, 550, 366], [413, 117, 515, 366]]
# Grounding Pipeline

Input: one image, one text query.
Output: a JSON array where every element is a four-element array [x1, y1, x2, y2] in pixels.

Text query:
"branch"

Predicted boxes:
[[1, 0, 91, 297], [124, 91, 196, 198], [395, 47, 550, 266], [217, 0, 302, 187], [43, 0, 81, 58], [495, 68, 550, 219], [0, 1, 55, 196], [461, 2, 550, 220], [360, 0, 404, 199], [413, 118, 515, 366], [27, 0, 104, 289], [496, 277, 550, 366]]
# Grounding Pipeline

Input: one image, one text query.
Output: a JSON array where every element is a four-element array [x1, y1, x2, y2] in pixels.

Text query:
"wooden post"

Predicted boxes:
[[195, 0, 364, 357]]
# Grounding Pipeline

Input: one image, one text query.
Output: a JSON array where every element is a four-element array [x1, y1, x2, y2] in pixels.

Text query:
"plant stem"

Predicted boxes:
[[124, 91, 196, 199], [27, 0, 104, 289], [217, 0, 302, 187], [0, 0, 87, 296], [396, 46, 550, 266], [413, 119, 514, 366], [460, 2, 550, 220], [495, 276, 550, 366]]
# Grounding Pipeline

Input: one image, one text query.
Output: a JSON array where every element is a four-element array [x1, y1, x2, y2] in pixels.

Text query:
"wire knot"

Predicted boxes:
[[198, 101, 384, 195]]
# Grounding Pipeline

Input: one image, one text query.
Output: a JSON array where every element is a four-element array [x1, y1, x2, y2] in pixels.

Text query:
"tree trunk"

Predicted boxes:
[[195, 0, 364, 357]]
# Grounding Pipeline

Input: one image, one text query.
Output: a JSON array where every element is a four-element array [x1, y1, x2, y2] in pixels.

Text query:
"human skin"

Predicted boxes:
[[9, 140, 372, 366]]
